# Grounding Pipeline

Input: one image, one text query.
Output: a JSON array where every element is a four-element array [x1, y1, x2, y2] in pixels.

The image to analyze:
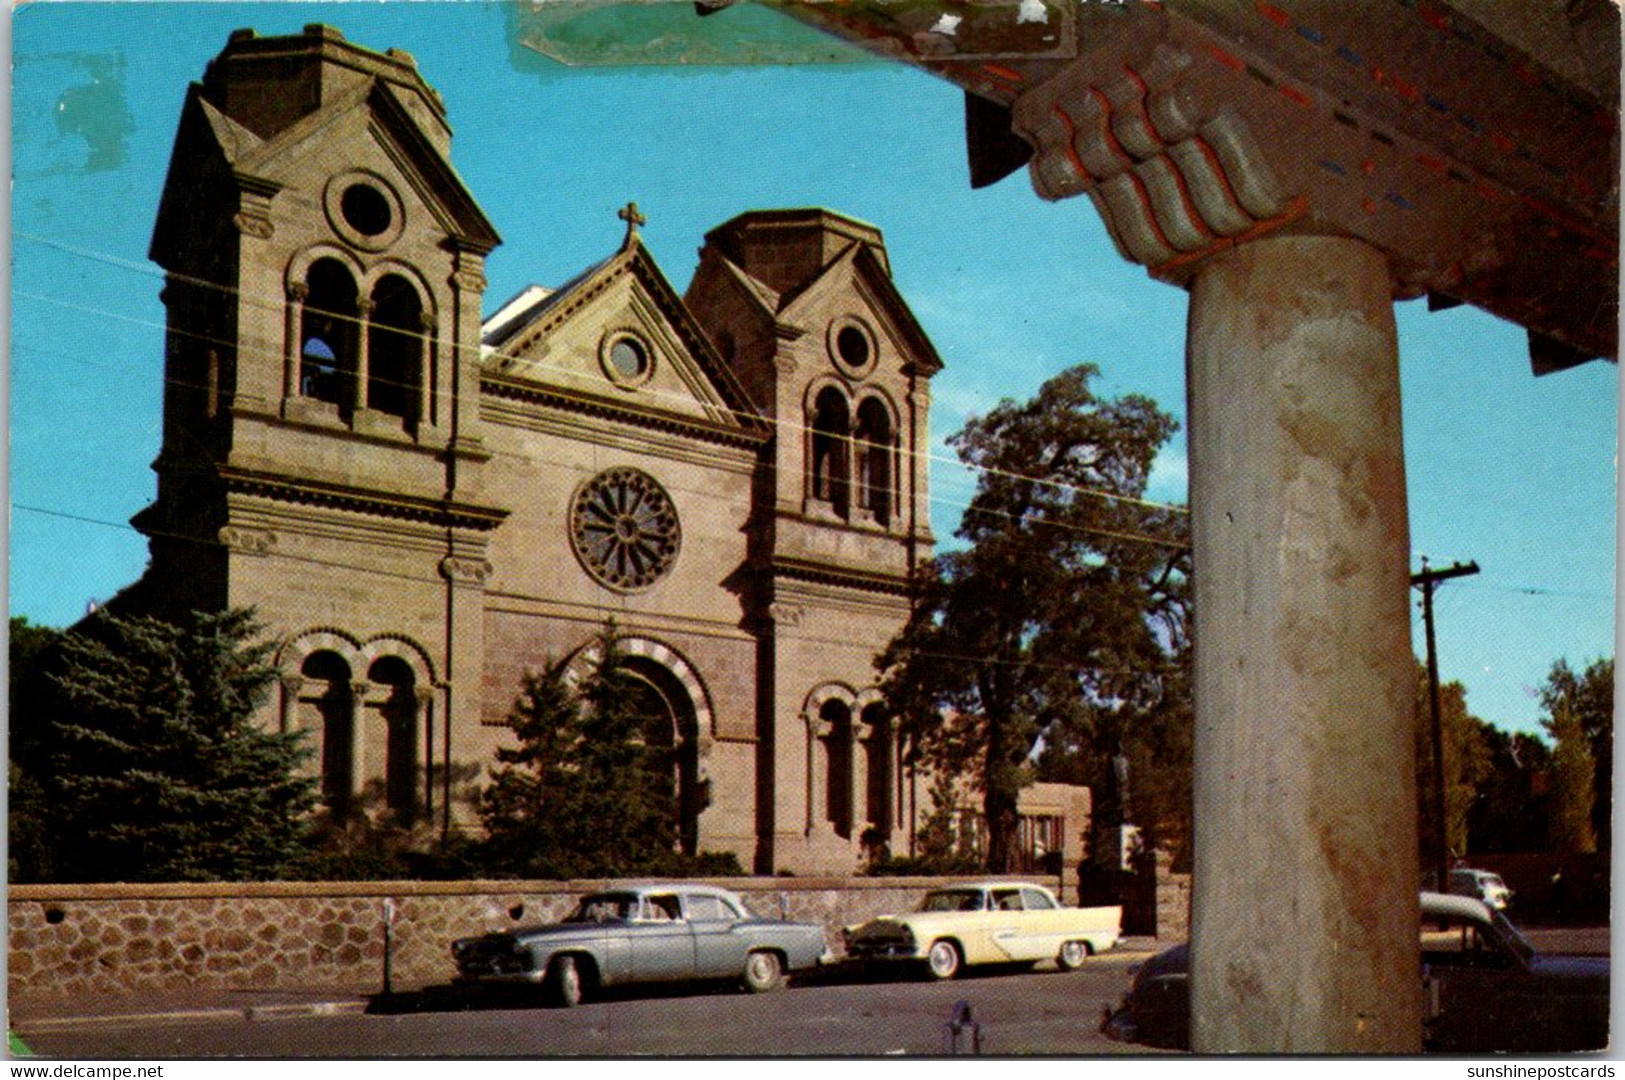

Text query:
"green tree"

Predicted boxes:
[[1539, 658, 1612, 851], [1542, 662, 1599, 854], [1466, 723, 1551, 853], [480, 625, 680, 878], [878, 364, 1189, 872], [42, 608, 316, 882], [9, 617, 67, 881], [1412, 661, 1492, 862]]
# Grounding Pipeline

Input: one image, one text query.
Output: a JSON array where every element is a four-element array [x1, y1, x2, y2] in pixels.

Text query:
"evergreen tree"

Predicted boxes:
[[43, 608, 316, 882], [878, 364, 1188, 872], [9, 616, 67, 881], [480, 625, 679, 878]]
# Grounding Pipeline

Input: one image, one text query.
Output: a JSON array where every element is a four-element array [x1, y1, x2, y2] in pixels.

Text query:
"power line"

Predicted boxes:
[[13, 230, 1191, 518], [10, 501, 1185, 682]]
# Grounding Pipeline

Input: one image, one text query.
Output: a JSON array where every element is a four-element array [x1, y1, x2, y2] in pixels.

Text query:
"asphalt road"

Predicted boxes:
[[18, 957, 1166, 1058]]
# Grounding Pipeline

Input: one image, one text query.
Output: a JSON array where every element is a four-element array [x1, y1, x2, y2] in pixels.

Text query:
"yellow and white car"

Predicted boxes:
[[843, 882, 1122, 979]]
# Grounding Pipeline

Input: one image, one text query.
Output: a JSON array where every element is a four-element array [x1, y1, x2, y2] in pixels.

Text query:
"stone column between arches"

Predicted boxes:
[[1187, 235, 1420, 1053]]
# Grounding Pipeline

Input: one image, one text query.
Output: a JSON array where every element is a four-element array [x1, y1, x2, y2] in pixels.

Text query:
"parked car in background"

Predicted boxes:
[[451, 883, 831, 1006], [1101, 892, 1608, 1052], [843, 882, 1121, 979], [1448, 868, 1513, 911]]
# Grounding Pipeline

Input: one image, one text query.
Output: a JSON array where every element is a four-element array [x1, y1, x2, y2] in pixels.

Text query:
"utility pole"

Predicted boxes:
[[1411, 557, 1480, 895]]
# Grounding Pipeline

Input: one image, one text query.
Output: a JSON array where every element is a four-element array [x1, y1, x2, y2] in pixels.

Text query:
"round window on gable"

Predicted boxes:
[[340, 183, 392, 237], [323, 171, 405, 252], [828, 317, 878, 378], [600, 331, 655, 388]]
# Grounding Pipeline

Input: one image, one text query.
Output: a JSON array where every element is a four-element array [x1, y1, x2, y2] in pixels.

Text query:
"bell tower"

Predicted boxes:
[[134, 26, 506, 828]]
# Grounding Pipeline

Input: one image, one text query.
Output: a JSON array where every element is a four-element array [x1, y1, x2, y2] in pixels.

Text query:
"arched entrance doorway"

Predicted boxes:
[[622, 659, 704, 856]]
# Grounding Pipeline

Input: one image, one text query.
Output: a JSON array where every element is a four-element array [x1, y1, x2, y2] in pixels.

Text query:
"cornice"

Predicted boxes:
[[761, 556, 912, 597], [217, 466, 508, 531], [481, 375, 769, 453]]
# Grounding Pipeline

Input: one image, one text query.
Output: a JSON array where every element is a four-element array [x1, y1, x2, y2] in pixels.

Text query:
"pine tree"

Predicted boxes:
[[44, 608, 316, 882], [480, 625, 679, 878]]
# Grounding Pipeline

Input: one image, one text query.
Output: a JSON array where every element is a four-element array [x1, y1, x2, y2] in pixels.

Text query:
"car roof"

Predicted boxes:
[[588, 882, 742, 900], [1421, 890, 1493, 920], [926, 881, 1052, 892]]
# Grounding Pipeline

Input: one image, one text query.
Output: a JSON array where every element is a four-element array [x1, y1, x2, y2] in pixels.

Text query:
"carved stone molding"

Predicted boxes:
[[218, 525, 276, 555], [232, 211, 275, 240], [768, 602, 804, 627], [439, 555, 492, 585], [451, 267, 488, 293]]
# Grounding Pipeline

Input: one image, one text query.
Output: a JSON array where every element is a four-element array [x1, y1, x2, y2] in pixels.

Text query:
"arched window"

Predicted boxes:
[[369, 655, 418, 825], [861, 704, 892, 834], [821, 698, 854, 837], [810, 387, 851, 519], [368, 274, 422, 424], [300, 650, 354, 818], [300, 259, 359, 408], [854, 397, 894, 526]]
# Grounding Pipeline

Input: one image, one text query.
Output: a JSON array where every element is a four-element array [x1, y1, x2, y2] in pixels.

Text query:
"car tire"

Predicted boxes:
[[1057, 940, 1091, 971], [547, 954, 586, 1008], [925, 940, 962, 980], [742, 950, 784, 993]]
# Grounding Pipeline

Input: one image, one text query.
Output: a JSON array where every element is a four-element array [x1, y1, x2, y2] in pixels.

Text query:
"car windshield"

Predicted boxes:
[[920, 889, 986, 912], [1489, 907, 1536, 965], [564, 893, 638, 923]]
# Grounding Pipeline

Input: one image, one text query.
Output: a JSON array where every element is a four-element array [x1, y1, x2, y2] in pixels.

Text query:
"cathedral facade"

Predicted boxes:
[[129, 25, 945, 875]]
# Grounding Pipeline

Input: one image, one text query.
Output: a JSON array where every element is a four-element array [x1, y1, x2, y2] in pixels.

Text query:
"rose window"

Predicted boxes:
[[569, 467, 682, 591]]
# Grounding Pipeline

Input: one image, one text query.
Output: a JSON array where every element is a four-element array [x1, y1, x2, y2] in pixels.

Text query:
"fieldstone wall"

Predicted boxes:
[[9, 876, 1070, 1001]]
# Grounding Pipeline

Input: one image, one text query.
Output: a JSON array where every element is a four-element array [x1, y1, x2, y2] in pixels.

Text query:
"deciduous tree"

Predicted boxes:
[[878, 364, 1189, 872]]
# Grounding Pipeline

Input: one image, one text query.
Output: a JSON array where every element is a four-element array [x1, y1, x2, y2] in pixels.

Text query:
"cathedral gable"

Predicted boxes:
[[237, 78, 497, 252], [481, 240, 766, 439], [776, 242, 943, 376]]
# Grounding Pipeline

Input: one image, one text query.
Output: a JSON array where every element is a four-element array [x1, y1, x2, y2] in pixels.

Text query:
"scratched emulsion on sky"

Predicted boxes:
[[16, 49, 135, 175], [509, 1, 871, 67], [506, 0, 1075, 68]]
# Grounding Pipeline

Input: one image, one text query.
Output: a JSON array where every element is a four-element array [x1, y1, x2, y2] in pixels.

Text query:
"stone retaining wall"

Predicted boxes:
[[6, 877, 1034, 1000], [11, 873, 1192, 1001]]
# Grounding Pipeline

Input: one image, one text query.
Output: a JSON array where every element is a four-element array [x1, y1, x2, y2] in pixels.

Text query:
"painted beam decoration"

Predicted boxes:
[[773, 0, 1619, 368]]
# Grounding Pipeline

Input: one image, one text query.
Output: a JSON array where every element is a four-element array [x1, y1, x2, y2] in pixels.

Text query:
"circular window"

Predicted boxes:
[[323, 171, 405, 252], [836, 326, 869, 369], [828, 316, 878, 378], [569, 467, 682, 592], [340, 183, 392, 237], [599, 331, 655, 387]]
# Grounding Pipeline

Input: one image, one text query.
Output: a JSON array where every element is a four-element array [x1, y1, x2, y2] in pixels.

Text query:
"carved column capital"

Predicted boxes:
[[439, 555, 492, 585], [287, 281, 310, 302], [217, 525, 275, 556]]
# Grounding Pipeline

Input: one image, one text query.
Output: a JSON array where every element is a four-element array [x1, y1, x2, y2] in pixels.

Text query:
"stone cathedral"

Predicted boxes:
[[125, 24, 957, 875]]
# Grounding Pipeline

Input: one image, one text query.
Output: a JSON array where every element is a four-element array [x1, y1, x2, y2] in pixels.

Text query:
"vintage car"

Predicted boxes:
[[451, 883, 832, 1006], [1101, 891, 1609, 1053], [843, 881, 1122, 979]]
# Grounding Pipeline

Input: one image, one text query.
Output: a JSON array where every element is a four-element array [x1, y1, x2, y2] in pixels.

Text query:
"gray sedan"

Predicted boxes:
[[451, 883, 833, 1006]]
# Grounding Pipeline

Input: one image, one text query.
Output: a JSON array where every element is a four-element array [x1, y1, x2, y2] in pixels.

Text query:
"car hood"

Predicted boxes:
[[1528, 954, 1609, 981]]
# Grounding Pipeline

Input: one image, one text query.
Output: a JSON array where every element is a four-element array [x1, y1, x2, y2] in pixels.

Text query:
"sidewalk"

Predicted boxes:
[[9, 988, 371, 1036]]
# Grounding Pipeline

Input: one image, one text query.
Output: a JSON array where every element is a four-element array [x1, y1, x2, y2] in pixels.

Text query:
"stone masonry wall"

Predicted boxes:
[[11, 876, 1081, 1001]]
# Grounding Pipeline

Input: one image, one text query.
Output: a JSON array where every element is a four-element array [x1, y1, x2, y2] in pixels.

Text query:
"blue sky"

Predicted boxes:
[[9, 2, 1616, 739]]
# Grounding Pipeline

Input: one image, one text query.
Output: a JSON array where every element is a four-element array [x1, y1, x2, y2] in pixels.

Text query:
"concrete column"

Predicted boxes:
[[1186, 235, 1420, 1054]]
